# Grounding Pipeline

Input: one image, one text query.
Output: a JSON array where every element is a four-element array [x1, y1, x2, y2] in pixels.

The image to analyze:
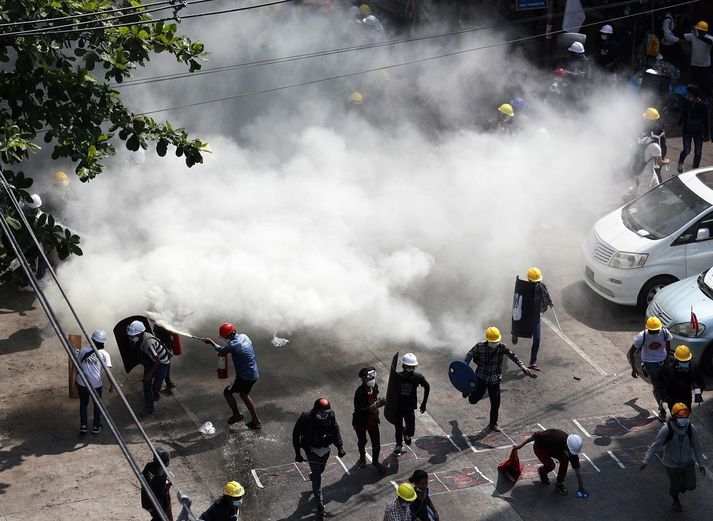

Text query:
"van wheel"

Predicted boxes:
[[637, 276, 677, 310]]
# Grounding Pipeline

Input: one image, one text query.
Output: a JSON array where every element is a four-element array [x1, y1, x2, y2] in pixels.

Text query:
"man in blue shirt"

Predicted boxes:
[[204, 323, 261, 429]]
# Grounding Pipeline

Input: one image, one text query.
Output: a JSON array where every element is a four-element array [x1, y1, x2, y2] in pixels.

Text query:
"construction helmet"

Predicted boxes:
[[510, 97, 526, 112], [349, 91, 364, 104], [498, 103, 514, 117], [359, 3, 371, 16], [527, 267, 543, 282], [126, 320, 146, 336], [224, 481, 245, 498], [91, 329, 108, 343], [364, 15, 379, 28], [396, 482, 417, 502], [674, 345, 693, 362], [645, 316, 662, 332], [27, 194, 42, 209], [566, 434, 583, 455], [402, 353, 418, 366], [695, 21, 708, 32], [642, 107, 660, 121], [568, 41, 585, 54], [219, 323, 236, 338], [671, 403, 690, 417], [600, 24, 614, 35], [53, 171, 69, 186], [485, 327, 502, 343], [644, 68, 658, 76]]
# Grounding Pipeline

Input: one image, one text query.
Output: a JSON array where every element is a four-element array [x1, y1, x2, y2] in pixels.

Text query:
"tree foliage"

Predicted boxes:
[[0, 0, 207, 274]]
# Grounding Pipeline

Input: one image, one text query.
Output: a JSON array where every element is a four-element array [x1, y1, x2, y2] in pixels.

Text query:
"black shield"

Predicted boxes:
[[511, 276, 536, 339], [383, 352, 402, 426], [112, 315, 152, 373]]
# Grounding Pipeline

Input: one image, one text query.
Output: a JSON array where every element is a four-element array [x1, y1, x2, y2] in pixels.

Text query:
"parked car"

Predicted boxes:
[[645, 270, 713, 379], [582, 167, 713, 309]]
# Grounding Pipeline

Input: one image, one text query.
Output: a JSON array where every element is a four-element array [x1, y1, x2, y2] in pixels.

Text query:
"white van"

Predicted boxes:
[[582, 167, 713, 308]]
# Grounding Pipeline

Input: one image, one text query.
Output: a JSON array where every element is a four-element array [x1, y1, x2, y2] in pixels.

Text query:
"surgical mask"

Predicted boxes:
[[676, 362, 690, 371], [315, 411, 330, 421], [231, 499, 243, 508], [488, 342, 499, 348], [676, 418, 690, 428], [129, 335, 139, 343], [366, 379, 376, 388]]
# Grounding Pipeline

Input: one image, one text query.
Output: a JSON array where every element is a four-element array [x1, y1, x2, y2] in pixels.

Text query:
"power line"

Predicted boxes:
[[138, 0, 699, 115]]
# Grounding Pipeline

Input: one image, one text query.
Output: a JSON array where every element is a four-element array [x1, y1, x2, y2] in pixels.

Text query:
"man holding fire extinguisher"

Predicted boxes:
[[203, 323, 262, 430]]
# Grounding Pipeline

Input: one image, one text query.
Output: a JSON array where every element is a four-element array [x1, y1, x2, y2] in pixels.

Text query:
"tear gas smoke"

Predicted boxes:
[[46, 5, 642, 349]]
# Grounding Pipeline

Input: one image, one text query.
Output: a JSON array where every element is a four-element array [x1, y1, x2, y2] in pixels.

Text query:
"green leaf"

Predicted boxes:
[[156, 139, 168, 157], [126, 134, 140, 151], [5, 216, 21, 230]]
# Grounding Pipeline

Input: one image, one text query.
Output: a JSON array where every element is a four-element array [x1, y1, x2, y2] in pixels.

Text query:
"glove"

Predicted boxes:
[[295, 453, 304, 463], [419, 403, 427, 414], [337, 448, 346, 458], [695, 392, 703, 404], [631, 369, 638, 379]]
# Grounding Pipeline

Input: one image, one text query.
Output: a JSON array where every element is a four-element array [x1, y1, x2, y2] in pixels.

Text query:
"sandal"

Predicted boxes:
[[528, 364, 542, 371]]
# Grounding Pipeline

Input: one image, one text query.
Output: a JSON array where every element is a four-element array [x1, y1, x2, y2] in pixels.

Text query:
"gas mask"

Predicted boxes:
[[366, 379, 376, 388]]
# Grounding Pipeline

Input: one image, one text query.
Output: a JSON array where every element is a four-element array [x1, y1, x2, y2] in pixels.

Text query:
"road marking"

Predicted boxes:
[[536, 423, 546, 431], [474, 465, 494, 484], [581, 452, 601, 472], [607, 450, 626, 469], [336, 456, 351, 475], [465, 436, 479, 454], [433, 473, 451, 493], [293, 462, 307, 481], [572, 419, 592, 438], [251, 469, 264, 489], [542, 317, 608, 376], [446, 434, 461, 450]]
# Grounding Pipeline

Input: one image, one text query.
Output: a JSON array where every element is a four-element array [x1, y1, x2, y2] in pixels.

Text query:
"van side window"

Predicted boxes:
[[674, 214, 713, 245]]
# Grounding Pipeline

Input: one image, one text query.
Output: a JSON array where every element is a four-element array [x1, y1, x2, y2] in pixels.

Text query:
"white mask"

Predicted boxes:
[[487, 342, 499, 348], [366, 379, 376, 388]]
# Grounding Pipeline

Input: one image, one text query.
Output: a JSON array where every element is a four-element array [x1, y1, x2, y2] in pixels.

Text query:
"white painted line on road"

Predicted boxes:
[[536, 423, 546, 431], [572, 419, 592, 438], [465, 437, 479, 454], [250, 469, 264, 489], [446, 434, 461, 450], [293, 462, 307, 481], [389, 480, 398, 490], [336, 456, 351, 475], [581, 452, 601, 472], [364, 452, 372, 462], [474, 465, 494, 484], [542, 317, 608, 376], [607, 450, 626, 469], [433, 473, 451, 493]]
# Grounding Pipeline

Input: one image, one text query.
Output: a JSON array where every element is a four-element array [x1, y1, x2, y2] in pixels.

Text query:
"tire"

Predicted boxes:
[[637, 275, 677, 310]]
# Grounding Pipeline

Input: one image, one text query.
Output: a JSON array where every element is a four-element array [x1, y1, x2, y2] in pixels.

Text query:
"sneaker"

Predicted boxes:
[[79, 425, 88, 435], [538, 467, 551, 484], [404, 434, 412, 446], [92, 425, 103, 435], [488, 423, 502, 432], [393, 444, 403, 455], [373, 461, 387, 474], [356, 457, 367, 468], [677, 163, 684, 174], [555, 482, 568, 495], [161, 387, 173, 395], [227, 413, 245, 424], [528, 364, 542, 371], [316, 503, 325, 515], [672, 500, 682, 512], [165, 380, 176, 389], [246, 420, 262, 430]]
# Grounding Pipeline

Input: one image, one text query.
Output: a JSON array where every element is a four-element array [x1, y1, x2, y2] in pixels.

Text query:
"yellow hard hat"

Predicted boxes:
[[674, 345, 692, 362], [396, 482, 417, 502], [223, 481, 245, 498], [485, 327, 502, 343], [671, 403, 690, 417], [53, 171, 69, 186], [695, 21, 708, 32], [646, 316, 662, 331], [527, 267, 543, 282], [498, 103, 515, 117], [349, 91, 364, 104], [642, 107, 660, 120], [359, 3, 371, 16]]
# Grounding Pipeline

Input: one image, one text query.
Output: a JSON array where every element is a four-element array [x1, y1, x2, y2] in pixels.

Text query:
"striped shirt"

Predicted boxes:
[[140, 333, 171, 365], [464, 342, 525, 384]]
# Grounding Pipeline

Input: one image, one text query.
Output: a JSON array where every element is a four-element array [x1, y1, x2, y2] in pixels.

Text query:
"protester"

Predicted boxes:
[[75, 329, 113, 435], [641, 403, 706, 512], [464, 327, 534, 432], [352, 366, 387, 473], [127, 320, 172, 416], [408, 470, 439, 521], [677, 84, 709, 173], [483, 103, 515, 134], [514, 429, 588, 496], [393, 353, 430, 455], [526, 267, 553, 371], [199, 481, 244, 521], [631, 108, 669, 194], [660, 11, 680, 64], [663, 345, 704, 411], [595, 24, 621, 72], [141, 445, 172, 521], [293, 398, 346, 516], [383, 483, 417, 521], [683, 21, 713, 97], [203, 323, 261, 429]]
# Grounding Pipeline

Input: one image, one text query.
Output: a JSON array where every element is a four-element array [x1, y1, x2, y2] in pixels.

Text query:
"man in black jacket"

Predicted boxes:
[[352, 367, 387, 473], [677, 84, 710, 173], [199, 481, 243, 521], [393, 353, 430, 456], [664, 345, 705, 411], [141, 445, 172, 521], [293, 398, 346, 515]]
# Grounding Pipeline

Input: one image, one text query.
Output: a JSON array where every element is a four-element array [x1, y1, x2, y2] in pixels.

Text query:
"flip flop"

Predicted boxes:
[[528, 364, 542, 371]]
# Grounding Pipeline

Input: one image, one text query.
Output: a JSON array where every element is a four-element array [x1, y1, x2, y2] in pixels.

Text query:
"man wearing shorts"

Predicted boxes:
[[204, 323, 261, 429]]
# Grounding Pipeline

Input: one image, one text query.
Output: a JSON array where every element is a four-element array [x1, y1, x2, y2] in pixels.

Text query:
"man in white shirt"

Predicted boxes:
[[630, 317, 673, 421], [660, 12, 679, 63], [684, 21, 713, 96], [76, 329, 113, 435]]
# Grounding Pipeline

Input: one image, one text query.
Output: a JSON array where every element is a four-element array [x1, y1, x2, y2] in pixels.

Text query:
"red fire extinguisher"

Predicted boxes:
[[217, 353, 229, 379], [169, 333, 183, 356]]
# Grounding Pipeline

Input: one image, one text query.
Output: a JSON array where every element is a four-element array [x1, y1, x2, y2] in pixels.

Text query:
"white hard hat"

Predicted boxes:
[[600, 24, 613, 34], [566, 434, 583, 455], [402, 353, 418, 366], [91, 329, 108, 343], [364, 15, 378, 28], [645, 68, 658, 75], [349, 5, 360, 15], [28, 194, 42, 209], [126, 320, 146, 336], [568, 41, 585, 54]]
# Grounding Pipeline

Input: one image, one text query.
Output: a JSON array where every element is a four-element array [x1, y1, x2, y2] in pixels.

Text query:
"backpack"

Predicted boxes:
[[663, 420, 693, 445], [629, 136, 655, 178]]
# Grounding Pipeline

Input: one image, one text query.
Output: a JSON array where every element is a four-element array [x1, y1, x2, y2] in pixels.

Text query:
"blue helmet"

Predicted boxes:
[[510, 97, 526, 112]]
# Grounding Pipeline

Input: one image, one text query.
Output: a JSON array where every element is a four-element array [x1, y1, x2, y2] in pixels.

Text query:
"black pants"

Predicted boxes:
[[666, 463, 696, 501], [395, 410, 415, 445], [468, 380, 501, 425], [355, 425, 380, 462], [691, 66, 710, 97], [679, 133, 704, 169]]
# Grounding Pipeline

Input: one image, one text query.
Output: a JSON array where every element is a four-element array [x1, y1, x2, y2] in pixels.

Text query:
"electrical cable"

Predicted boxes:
[[0, 171, 199, 521], [137, 0, 700, 115]]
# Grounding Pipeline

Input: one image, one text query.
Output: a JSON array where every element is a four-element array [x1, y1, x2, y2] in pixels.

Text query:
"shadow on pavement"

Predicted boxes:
[[0, 325, 43, 354], [560, 281, 642, 331], [0, 283, 36, 315]]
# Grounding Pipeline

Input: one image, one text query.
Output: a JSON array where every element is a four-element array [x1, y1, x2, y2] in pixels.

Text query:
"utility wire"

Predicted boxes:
[[138, 0, 699, 115], [0, 171, 198, 521]]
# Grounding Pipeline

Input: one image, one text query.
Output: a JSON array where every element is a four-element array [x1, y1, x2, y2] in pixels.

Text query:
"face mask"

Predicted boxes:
[[231, 499, 243, 508], [676, 362, 690, 371], [601, 34, 608, 40], [315, 411, 329, 421], [404, 367, 415, 374], [129, 335, 139, 343], [488, 342, 499, 348], [676, 418, 690, 428], [366, 379, 376, 388]]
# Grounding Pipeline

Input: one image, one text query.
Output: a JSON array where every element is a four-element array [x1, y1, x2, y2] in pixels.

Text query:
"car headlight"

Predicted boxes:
[[668, 322, 706, 338], [609, 252, 648, 269]]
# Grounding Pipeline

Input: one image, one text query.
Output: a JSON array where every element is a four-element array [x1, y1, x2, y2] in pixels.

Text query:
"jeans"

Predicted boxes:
[[643, 361, 666, 410], [143, 363, 170, 410], [78, 385, 102, 427], [306, 450, 330, 506], [394, 410, 415, 445], [355, 425, 381, 462], [529, 319, 541, 365], [468, 381, 501, 425], [666, 463, 696, 500], [679, 133, 704, 169]]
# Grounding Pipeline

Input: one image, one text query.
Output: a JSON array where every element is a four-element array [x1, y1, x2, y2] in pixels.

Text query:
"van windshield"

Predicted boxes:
[[700, 269, 713, 299], [622, 177, 711, 239]]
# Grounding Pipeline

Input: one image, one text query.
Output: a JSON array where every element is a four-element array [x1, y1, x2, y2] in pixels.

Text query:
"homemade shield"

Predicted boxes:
[[511, 276, 536, 339], [383, 352, 401, 426], [448, 360, 478, 394], [112, 315, 152, 373]]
